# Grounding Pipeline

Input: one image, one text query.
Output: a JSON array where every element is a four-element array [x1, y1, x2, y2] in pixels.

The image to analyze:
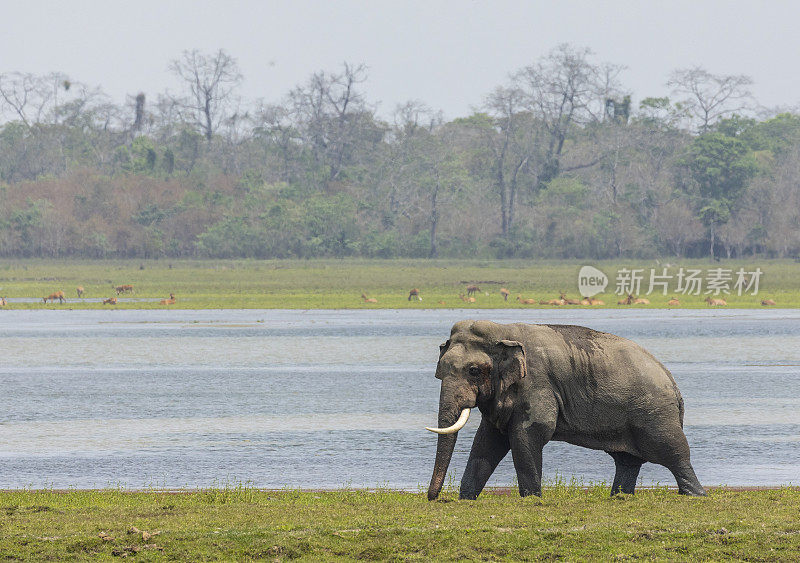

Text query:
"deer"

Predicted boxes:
[[705, 296, 727, 306], [43, 291, 66, 304], [459, 294, 476, 303], [632, 296, 650, 305], [102, 297, 117, 305], [361, 293, 378, 304], [667, 297, 681, 306], [160, 293, 176, 305], [76, 286, 84, 298], [408, 288, 421, 301], [761, 298, 776, 306], [559, 292, 581, 305], [617, 294, 633, 305], [0, 297, 6, 307], [114, 284, 134, 295], [588, 297, 605, 306], [466, 284, 481, 297], [499, 288, 510, 301], [517, 295, 537, 305]]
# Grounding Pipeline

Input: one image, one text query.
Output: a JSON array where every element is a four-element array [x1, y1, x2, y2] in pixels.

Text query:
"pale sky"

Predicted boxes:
[[2, 0, 799, 119]]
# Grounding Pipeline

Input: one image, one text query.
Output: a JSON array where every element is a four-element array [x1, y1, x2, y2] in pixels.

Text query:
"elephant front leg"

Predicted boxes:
[[509, 423, 551, 497], [459, 418, 510, 500]]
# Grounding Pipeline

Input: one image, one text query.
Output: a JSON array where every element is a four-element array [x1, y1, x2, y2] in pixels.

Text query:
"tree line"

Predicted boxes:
[[1, 44, 798, 260]]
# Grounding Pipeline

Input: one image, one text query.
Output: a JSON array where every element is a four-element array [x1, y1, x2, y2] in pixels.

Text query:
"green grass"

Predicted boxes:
[[0, 258, 797, 309], [2, 486, 800, 560]]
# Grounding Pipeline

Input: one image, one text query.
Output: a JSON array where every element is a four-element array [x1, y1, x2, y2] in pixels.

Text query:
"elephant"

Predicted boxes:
[[426, 320, 705, 500]]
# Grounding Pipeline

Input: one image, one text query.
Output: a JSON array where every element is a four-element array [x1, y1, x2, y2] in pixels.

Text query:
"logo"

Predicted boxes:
[[578, 266, 608, 298]]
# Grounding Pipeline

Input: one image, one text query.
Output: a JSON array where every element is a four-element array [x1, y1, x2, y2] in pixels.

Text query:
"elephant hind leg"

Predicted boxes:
[[668, 461, 706, 496], [633, 425, 706, 496], [608, 451, 644, 495]]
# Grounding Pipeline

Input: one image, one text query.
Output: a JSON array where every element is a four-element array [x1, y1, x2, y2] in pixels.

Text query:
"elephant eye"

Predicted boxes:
[[468, 366, 481, 377]]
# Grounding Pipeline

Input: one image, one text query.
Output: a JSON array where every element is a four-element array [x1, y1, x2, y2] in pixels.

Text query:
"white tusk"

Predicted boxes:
[[426, 408, 471, 434]]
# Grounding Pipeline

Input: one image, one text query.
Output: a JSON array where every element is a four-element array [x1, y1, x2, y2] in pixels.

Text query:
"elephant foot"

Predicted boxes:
[[608, 451, 644, 496], [671, 462, 706, 496]]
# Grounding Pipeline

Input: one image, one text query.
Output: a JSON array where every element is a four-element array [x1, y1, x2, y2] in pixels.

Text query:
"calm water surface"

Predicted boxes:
[[1, 309, 799, 489]]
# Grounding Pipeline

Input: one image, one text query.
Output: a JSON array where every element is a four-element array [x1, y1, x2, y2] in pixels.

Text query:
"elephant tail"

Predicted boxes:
[[672, 380, 685, 427]]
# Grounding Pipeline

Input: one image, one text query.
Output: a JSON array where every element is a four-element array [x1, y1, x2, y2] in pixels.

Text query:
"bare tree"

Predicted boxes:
[[482, 85, 540, 236], [0, 72, 73, 126], [667, 67, 753, 132], [288, 63, 379, 186], [514, 44, 625, 184], [168, 49, 242, 141]]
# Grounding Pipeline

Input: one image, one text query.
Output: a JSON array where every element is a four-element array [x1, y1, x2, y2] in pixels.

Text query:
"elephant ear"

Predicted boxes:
[[495, 340, 527, 389], [438, 339, 451, 360]]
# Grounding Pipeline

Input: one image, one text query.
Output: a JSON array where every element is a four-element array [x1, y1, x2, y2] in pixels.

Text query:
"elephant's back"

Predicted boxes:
[[530, 323, 681, 408]]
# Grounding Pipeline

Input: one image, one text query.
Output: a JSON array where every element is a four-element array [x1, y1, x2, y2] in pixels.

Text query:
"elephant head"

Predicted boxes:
[[426, 320, 526, 500]]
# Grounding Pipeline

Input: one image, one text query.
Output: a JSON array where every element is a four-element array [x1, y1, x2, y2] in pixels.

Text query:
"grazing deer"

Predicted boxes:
[[76, 286, 84, 298], [517, 295, 537, 305], [159, 293, 176, 305], [43, 291, 66, 304], [705, 296, 727, 306], [114, 284, 134, 295], [361, 293, 378, 304], [459, 294, 476, 303], [559, 292, 581, 305], [466, 284, 481, 297], [408, 288, 421, 301], [499, 288, 510, 301], [667, 297, 681, 306], [761, 298, 776, 306], [102, 297, 117, 305]]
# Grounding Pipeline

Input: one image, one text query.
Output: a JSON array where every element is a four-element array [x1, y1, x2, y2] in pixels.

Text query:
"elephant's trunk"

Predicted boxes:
[[427, 404, 465, 500]]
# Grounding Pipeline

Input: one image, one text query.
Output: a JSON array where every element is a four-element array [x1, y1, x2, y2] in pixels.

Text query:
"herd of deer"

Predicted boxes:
[[357, 287, 779, 307], [0, 284, 178, 306], [0, 284, 780, 309]]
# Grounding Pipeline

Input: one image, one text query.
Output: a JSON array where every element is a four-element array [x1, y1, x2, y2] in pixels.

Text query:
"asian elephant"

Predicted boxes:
[[426, 320, 705, 500]]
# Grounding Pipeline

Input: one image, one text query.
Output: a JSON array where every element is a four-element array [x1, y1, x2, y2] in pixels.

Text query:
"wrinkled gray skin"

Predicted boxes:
[[428, 320, 705, 501]]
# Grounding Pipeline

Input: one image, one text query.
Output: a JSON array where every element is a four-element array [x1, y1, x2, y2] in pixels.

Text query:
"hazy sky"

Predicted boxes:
[[2, 0, 799, 119]]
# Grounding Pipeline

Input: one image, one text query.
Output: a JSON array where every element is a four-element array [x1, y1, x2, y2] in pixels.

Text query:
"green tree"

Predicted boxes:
[[678, 132, 758, 257]]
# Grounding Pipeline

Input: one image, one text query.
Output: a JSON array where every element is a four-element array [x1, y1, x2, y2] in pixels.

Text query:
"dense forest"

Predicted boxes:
[[1, 44, 798, 260]]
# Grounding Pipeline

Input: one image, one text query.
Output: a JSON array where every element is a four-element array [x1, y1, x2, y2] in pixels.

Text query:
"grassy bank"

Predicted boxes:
[[0, 258, 797, 309], [2, 487, 800, 560]]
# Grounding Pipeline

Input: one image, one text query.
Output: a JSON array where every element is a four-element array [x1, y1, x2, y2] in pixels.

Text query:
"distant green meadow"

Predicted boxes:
[[2, 486, 800, 560], [0, 258, 797, 309]]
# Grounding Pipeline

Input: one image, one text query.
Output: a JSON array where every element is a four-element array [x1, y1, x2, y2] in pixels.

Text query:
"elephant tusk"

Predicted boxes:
[[425, 408, 471, 434]]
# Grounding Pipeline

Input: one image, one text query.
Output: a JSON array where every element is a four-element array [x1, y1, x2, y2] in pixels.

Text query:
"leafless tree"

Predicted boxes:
[[168, 49, 242, 141], [667, 67, 754, 132], [514, 44, 625, 181], [482, 85, 539, 236], [0, 72, 74, 126], [288, 63, 379, 186], [651, 198, 705, 256]]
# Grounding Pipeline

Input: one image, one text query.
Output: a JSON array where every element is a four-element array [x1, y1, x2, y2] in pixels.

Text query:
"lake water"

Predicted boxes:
[[1, 309, 799, 490]]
